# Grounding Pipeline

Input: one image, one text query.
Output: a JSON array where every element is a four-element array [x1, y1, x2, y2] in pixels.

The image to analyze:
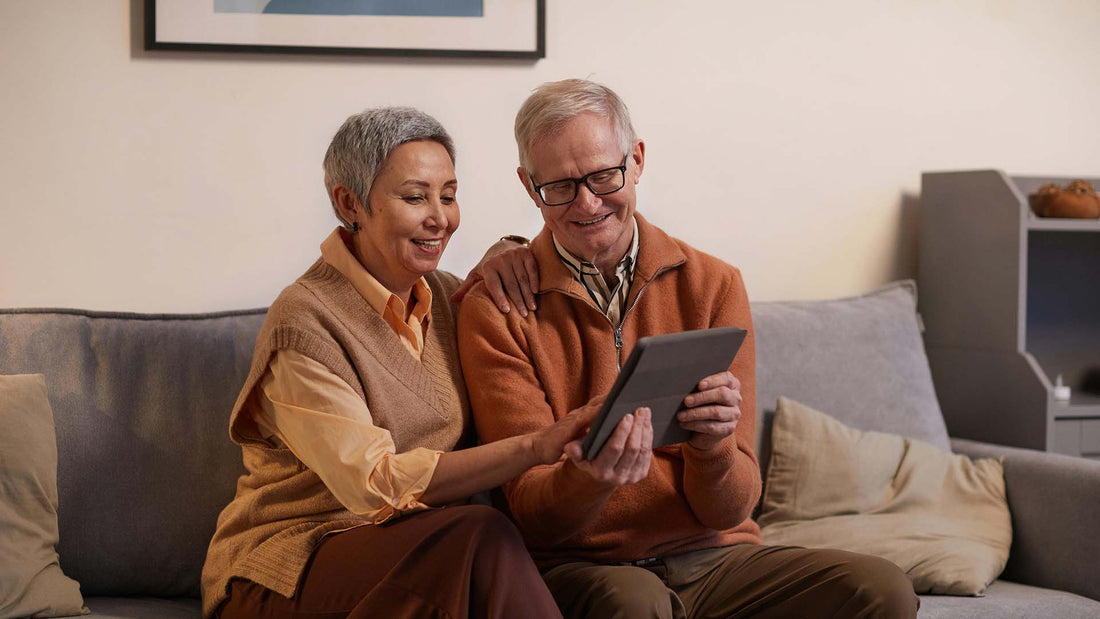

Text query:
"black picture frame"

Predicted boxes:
[[145, 0, 545, 60]]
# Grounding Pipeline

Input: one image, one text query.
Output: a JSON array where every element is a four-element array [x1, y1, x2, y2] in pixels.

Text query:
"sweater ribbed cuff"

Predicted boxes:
[[681, 436, 738, 473]]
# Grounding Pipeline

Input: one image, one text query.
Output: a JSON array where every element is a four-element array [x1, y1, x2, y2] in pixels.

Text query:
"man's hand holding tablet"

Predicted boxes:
[[677, 370, 743, 451], [577, 327, 747, 461], [563, 405, 654, 489]]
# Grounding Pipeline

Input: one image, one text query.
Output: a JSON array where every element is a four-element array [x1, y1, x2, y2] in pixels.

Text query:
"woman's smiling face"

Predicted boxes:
[[353, 139, 460, 294]]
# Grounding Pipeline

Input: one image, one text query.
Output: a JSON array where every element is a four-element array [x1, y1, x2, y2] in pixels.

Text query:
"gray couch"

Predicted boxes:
[[1, 280, 1098, 618]]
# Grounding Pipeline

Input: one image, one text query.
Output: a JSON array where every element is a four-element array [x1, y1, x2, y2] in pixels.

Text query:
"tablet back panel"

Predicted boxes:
[[582, 327, 747, 460]]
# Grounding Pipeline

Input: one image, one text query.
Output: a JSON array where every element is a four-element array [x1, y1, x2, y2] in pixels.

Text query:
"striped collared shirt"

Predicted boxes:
[[553, 217, 640, 326]]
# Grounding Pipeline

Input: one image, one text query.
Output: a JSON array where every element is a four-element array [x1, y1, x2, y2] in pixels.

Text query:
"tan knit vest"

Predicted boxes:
[[200, 260, 472, 618]]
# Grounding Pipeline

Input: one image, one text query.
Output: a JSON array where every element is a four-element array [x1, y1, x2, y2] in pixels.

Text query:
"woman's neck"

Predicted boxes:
[[345, 232, 415, 310]]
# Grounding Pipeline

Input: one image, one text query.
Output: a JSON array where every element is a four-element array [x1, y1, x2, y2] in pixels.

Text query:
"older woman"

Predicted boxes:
[[200, 108, 589, 619]]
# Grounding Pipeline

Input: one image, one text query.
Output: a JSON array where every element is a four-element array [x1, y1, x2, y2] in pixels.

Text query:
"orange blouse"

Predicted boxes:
[[248, 227, 443, 524]]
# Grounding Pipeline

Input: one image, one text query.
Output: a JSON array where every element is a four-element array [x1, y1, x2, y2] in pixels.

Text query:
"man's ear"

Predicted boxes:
[[332, 184, 362, 223], [517, 167, 541, 204], [631, 140, 646, 184]]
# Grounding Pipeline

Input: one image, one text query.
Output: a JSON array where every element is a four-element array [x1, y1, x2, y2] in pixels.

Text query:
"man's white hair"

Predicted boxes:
[[514, 79, 636, 179]]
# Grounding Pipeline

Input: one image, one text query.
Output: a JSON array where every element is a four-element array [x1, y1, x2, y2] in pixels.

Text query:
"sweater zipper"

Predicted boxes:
[[612, 262, 681, 370]]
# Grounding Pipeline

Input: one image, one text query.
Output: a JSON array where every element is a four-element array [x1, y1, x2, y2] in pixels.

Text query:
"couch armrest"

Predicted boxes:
[[951, 438, 1100, 602]]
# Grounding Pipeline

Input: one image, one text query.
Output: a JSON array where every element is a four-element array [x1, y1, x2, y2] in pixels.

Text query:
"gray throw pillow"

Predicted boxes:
[[0, 374, 87, 618], [752, 280, 950, 460]]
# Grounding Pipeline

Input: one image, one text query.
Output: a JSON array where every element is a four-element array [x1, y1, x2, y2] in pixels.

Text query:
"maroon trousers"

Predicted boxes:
[[218, 505, 562, 619]]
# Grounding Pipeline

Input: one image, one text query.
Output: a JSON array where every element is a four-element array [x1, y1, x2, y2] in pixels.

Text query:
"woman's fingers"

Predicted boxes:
[[481, 267, 511, 313], [512, 260, 537, 313], [460, 242, 540, 315], [522, 251, 540, 302], [494, 260, 527, 317]]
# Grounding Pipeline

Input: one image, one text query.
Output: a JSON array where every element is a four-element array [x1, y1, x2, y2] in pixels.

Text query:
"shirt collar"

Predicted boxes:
[[319, 227, 433, 325], [552, 216, 640, 282]]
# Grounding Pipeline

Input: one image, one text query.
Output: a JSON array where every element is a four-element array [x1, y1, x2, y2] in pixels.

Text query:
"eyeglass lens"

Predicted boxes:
[[540, 167, 625, 206]]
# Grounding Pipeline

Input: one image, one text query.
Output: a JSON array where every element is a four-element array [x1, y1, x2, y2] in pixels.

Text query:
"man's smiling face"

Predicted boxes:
[[521, 112, 644, 270]]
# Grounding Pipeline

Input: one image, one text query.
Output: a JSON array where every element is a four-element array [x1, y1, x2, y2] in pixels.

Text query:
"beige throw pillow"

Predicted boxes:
[[758, 397, 1011, 596], [0, 374, 87, 618]]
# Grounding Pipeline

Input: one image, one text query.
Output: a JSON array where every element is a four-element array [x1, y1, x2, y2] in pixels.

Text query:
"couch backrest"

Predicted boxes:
[[0, 281, 948, 597], [0, 308, 266, 598], [750, 280, 950, 479]]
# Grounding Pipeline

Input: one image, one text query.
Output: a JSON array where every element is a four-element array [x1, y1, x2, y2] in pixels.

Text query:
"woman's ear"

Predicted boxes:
[[333, 184, 361, 224]]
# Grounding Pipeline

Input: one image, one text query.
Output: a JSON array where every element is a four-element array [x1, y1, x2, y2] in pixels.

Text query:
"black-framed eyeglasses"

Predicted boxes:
[[531, 156, 628, 207]]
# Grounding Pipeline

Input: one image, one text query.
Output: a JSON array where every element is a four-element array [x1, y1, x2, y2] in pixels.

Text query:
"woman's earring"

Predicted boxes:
[[351, 221, 360, 234]]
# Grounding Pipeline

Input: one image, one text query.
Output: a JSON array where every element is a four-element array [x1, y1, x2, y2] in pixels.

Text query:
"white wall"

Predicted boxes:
[[2, 0, 1099, 312]]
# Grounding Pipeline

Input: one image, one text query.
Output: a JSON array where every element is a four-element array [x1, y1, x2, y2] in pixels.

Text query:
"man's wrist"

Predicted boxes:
[[683, 436, 737, 470]]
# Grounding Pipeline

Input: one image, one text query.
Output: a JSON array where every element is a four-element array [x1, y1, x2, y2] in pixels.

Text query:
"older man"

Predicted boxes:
[[457, 79, 917, 619]]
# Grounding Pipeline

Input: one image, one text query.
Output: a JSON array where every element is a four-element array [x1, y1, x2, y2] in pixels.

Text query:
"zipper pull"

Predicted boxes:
[[615, 328, 623, 370]]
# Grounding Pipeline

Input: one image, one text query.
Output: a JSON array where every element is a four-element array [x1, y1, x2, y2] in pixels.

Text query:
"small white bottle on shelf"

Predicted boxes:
[[1052, 374, 1072, 402]]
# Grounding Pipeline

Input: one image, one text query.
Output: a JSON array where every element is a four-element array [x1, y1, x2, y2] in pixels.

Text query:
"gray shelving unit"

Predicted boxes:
[[918, 170, 1100, 460]]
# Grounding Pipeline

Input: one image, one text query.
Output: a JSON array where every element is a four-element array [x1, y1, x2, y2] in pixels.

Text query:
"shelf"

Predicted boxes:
[[1014, 175, 1100, 231], [920, 170, 1100, 456], [1027, 216, 1100, 232], [1053, 392, 1100, 420]]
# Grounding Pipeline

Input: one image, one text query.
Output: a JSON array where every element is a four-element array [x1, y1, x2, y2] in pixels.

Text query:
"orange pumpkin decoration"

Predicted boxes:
[[1029, 180, 1100, 219]]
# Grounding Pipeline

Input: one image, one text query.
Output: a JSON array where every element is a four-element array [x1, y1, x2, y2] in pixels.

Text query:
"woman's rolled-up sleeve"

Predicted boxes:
[[250, 349, 442, 524]]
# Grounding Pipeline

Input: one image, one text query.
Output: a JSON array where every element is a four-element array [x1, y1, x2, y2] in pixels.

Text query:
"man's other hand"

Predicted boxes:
[[678, 371, 742, 451]]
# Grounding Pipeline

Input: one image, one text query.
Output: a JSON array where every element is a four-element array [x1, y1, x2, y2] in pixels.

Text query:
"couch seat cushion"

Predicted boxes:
[[918, 580, 1100, 618]]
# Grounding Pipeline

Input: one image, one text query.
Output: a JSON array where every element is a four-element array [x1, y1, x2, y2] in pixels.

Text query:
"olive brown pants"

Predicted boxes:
[[542, 543, 919, 619]]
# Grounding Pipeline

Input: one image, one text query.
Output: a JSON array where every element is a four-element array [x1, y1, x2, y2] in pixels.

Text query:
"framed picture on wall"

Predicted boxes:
[[145, 0, 545, 59]]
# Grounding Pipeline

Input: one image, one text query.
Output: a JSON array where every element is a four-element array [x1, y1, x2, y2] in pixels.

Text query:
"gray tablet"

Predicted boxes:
[[581, 326, 747, 460]]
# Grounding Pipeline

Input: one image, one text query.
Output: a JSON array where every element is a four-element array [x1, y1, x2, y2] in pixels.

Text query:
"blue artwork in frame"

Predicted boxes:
[[215, 0, 484, 17], [147, 0, 543, 59]]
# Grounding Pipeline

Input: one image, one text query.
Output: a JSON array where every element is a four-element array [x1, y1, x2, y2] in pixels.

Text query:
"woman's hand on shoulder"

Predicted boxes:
[[450, 239, 539, 316]]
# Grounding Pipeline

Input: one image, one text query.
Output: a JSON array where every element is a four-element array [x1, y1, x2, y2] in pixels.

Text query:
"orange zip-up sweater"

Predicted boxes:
[[457, 213, 761, 566]]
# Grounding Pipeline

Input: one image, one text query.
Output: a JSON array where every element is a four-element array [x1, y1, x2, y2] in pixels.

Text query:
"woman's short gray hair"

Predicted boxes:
[[323, 107, 455, 225], [514, 79, 637, 174]]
